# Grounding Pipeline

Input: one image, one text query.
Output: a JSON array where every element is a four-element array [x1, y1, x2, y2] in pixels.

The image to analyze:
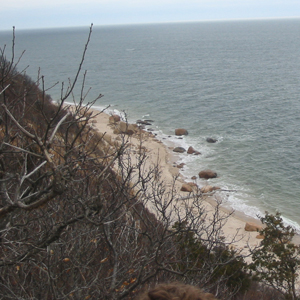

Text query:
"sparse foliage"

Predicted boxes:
[[173, 221, 251, 296], [1, 26, 284, 300], [250, 212, 300, 300]]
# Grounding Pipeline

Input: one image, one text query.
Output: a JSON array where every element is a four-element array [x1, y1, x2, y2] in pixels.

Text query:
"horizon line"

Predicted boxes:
[[1, 16, 300, 32]]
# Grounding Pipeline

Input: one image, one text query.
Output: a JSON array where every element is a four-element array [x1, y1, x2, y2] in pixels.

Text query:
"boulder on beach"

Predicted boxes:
[[109, 114, 121, 124], [244, 222, 263, 232], [206, 137, 217, 143], [187, 146, 201, 155], [175, 128, 188, 136], [173, 147, 186, 153], [180, 184, 193, 192], [200, 185, 220, 193], [198, 170, 217, 179]]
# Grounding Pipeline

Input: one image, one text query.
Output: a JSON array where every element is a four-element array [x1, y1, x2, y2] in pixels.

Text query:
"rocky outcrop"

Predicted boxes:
[[198, 170, 217, 179], [175, 128, 188, 136], [244, 222, 263, 232], [187, 146, 201, 155], [173, 147, 186, 153]]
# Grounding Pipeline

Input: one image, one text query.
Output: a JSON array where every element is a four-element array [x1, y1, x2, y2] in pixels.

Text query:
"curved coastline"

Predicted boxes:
[[65, 101, 300, 246], [82, 104, 272, 252]]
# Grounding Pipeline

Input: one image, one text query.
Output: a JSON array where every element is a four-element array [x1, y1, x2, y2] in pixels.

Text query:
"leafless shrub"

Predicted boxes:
[[0, 26, 251, 300]]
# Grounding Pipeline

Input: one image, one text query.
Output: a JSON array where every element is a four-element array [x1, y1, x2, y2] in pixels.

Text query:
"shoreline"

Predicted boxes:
[[79, 104, 267, 253]]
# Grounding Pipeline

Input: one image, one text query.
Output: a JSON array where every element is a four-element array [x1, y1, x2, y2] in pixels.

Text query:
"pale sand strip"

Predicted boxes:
[[83, 107, 266, 256]]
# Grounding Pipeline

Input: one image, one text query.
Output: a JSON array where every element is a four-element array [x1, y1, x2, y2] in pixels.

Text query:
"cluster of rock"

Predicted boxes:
[[89, 114, 156, 159], [173, 128, 201, 155], [107, 115, 156, 138], [180, 170, 219, 191], [109, 115, 139, 135], [109, 121, 264, 240], [180, 183, 221, 194], [173, 128, 218, 155], [108, 115, 159, 136], [162, 126, 266, 240], [173, 127, 220, 193]]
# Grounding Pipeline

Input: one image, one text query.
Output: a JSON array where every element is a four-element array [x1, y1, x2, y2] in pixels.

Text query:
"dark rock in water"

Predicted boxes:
[[177, 163, 185, 169], [198, 170, 217, 179], [136, 120, 152, 126], [173, 147, 186, 153], [187, 146, 196, 154], [175, 128, 188, 136], [144, 119, 154, 123], [206, 137, 217, 143], [187, 146, 201, 155]]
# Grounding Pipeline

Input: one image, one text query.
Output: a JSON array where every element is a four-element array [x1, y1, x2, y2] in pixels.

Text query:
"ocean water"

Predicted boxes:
[[1, 19, 300, 230]]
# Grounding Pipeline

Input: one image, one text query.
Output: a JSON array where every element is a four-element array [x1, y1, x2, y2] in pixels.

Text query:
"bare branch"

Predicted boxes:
[[48, 111, 70, 144], [1, 103, 36, 140], [0, 84, 10, 95]]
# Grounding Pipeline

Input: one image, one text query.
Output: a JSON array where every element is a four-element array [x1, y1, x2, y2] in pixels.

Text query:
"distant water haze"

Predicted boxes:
[[1, 19, 300, 230]]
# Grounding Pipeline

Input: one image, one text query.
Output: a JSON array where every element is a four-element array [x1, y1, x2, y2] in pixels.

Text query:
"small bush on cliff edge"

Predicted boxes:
[[250, 212, 300, 300], [173, 221, 251, 296]]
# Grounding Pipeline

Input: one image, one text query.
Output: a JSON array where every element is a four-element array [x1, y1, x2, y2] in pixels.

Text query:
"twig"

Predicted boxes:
[[0, 84, 10, 95]]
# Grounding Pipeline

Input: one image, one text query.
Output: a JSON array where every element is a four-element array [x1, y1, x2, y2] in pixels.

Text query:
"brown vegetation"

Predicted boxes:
[[138, 282, 217, 300], [0, 26, 298, 300]]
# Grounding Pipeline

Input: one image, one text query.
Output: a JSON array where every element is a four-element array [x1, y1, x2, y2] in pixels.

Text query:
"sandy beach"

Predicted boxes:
[[75, 105, 265, 256]]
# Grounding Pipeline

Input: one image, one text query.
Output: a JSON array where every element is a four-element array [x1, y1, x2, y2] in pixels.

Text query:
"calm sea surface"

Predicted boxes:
[[1, 19, 300, 229]]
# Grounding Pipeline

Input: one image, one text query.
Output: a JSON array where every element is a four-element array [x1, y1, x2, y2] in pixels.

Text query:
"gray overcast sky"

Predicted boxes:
[[1, 0, 300, 30]]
